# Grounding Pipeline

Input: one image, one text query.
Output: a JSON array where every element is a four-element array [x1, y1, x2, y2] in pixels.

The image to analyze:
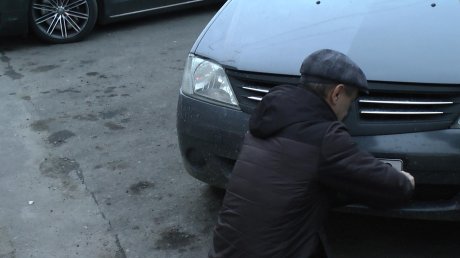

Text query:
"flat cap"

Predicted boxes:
[[300, 49, 369, 94]]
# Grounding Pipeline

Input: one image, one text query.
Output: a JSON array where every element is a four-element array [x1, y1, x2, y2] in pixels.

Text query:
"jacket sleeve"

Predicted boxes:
[[318, 122, 414, 209]]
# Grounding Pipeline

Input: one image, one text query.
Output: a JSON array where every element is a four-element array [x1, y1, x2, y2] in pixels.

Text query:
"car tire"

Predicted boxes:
[[29, 0, 98, 43]]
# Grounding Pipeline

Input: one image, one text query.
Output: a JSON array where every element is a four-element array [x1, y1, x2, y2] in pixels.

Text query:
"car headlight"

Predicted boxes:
[[181, 54, 239, 109]]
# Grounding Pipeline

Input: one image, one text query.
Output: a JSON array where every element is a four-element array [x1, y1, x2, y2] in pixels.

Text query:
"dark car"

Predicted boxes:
[[0, 0, 223, 43], [177, 0, 460, 220]]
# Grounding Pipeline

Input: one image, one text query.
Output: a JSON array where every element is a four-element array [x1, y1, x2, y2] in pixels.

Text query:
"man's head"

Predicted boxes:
[[299, 49, 368, 121]]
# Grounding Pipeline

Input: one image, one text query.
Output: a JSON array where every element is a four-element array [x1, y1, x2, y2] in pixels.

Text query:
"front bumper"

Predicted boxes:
[[177, 92, 248, 188], [177, 93, 460, 220]]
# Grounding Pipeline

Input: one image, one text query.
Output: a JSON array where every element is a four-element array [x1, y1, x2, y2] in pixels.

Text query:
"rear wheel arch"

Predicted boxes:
[[96, 0, 106, 24]]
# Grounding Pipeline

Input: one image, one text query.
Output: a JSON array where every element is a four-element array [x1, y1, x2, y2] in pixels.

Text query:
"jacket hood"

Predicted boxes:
[[249, 85, 337, 138]]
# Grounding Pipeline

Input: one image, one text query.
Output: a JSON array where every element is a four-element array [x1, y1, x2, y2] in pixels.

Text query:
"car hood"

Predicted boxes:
[[194, 0, 460, 84]]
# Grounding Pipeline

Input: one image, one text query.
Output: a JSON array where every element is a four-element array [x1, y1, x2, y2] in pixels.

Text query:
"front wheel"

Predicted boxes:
[[29, 0, 98, 43]]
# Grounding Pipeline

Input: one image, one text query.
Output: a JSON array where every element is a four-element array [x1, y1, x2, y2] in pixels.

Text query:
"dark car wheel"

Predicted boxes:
[[29, 0, 98, 43]]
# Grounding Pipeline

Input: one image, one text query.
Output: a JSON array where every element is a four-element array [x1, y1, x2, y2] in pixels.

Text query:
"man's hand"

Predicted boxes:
[[401, 171, 415, 189]]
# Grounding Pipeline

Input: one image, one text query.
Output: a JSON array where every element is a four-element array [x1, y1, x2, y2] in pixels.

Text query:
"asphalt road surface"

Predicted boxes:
[[1, 6, 460, 258]]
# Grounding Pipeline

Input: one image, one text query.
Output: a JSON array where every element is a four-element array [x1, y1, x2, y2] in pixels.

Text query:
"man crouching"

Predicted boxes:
[[209, 49, 414, 258]]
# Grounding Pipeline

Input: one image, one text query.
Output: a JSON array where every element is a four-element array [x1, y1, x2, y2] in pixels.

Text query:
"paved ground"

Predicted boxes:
[[1, 6, 460, 258]]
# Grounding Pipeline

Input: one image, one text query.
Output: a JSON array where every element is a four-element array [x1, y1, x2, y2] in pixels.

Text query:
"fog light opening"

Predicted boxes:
[[451, 117, 460, 129]]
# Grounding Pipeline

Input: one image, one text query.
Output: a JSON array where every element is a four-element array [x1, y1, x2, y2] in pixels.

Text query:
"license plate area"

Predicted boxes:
[[379, 159, 403, 171]]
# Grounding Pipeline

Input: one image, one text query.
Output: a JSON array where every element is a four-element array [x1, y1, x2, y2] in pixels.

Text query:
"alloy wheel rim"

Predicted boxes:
[[32, 0, 90, 40]]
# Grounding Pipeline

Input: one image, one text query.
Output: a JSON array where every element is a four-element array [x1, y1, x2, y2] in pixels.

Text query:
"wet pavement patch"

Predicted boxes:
[[1, 51, 24, 80], [104, 122, 125, 130], [39, 156, 83, 192], [30, 119, 54, 132], [99, 108, 127, 119], [106, 160, 129, 171], [129, 181, 154, 194], [155, 227, 197, 250], [48, 130, 76, 146], [104, 87, 117, 94], [73, 114, 99, 121], [80, 60, 95, 65], [94, 164, 103, 169], [0, 227, 15, 257], [39, 156, 80, 179], [30, 65, 59, 73], [56, 88, 81, 94], [5, 69, 24, 80], [0, 53, 9, 63]]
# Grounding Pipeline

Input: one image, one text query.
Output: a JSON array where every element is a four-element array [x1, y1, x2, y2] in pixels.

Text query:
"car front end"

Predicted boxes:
[[177, 0, 460, 220]]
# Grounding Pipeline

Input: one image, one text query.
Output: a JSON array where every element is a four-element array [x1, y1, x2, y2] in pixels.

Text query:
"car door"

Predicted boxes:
[[104, 0, 144, 18], [140, 0, 204, 11]]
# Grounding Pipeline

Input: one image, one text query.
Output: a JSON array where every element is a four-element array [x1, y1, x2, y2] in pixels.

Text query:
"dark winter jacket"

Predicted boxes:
[[209, 85, 414, 258]]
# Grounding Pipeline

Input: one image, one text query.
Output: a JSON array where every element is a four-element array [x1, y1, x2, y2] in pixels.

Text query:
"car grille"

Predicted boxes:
[[226, 69, 299, 113], [358, 92, 455, 121], [226, 69, 460, 135]]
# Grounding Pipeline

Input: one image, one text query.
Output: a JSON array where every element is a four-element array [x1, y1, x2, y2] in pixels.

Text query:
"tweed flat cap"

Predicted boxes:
[[300, 49, 369, 94]]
